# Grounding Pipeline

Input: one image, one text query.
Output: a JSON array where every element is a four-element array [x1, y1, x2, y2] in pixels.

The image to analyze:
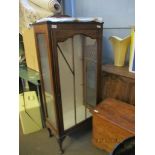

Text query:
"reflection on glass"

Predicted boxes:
[[85, 61, 97, 106], [37, 34, 57, 129], [84, 37, 97, 107]]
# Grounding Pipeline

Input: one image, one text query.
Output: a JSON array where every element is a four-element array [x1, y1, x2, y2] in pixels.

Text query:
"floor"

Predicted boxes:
[[19, 125, 109, 155]]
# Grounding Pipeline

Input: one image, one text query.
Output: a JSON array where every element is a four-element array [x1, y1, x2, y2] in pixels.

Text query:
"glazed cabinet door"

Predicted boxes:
[[36, 33, 58, 131], [55, 34, 98, 130]]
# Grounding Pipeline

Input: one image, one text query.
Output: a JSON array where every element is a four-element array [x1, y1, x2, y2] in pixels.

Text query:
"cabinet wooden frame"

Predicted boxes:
[[33, 21, 103, 153]]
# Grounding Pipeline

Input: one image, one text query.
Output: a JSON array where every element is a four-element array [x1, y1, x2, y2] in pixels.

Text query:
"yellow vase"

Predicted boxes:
[[109, 35, 131, 66]]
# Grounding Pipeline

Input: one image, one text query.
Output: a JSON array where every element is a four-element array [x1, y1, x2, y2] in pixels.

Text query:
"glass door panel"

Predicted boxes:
[[57, 34, 97, 130], [57, 38, 75, 130], [73, 35, 85, 123], [37, 34, 57, 129]]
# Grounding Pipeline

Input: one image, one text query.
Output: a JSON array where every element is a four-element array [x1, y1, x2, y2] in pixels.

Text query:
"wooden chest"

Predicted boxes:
[[92, 98, 135, 152]]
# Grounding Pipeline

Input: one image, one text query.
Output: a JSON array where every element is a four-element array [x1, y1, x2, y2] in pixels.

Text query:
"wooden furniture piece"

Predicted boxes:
[[32, 18, 103, 154], [92, 98, 135, 152], [102, 64, 135, 105]]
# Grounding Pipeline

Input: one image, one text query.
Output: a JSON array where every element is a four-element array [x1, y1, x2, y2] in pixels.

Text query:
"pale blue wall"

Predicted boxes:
[[64, 0, 75, 16], [64, 0, 135, 64]]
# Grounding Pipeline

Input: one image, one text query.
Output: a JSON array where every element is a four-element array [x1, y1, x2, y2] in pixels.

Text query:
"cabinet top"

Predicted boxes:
[[34, 17, 104, 24], [32, 17, 104, 29], [32, 17, 104, 31]]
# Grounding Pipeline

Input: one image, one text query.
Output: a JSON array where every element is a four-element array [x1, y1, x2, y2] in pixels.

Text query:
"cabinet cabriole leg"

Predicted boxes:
[[57, 136, 66, 154], [47, 128, 53, 137]]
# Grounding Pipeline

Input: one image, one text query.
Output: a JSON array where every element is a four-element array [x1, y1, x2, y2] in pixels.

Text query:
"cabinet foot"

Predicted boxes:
[[57, 136, 66, 154], [47, 128, 53, 137]]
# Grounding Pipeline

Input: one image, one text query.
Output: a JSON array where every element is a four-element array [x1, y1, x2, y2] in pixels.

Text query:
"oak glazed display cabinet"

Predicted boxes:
[[32, 18, 103, 154]]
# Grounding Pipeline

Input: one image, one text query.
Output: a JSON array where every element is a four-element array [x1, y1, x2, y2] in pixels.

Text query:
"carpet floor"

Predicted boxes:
[[19, 125, 109, 155]]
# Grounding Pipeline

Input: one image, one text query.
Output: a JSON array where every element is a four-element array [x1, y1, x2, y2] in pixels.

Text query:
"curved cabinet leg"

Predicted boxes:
[[47, 128, 53, 137], [57, 136, 66, 154]]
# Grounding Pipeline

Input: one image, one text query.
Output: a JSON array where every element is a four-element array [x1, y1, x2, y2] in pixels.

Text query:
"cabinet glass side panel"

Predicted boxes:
[[37, 33, 57, 129]]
